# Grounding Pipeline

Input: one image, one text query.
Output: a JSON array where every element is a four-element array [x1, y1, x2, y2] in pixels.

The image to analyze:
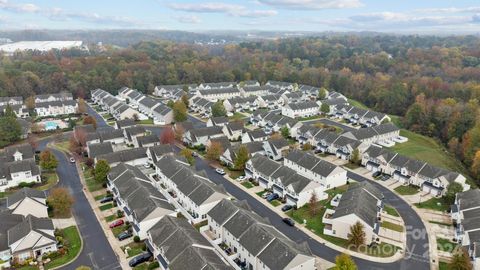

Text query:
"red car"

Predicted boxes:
[[109, 219, 124, 228]]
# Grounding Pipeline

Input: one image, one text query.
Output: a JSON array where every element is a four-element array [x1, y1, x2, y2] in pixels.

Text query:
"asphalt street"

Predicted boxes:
[[88, 105, 431, 270]]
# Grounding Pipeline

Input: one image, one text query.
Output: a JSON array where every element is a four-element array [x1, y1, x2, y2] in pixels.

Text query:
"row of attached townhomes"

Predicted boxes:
[[281, 101, 320, 119], [0, 97, 27, 118], [330, 104, 391, 127], [246, 153, 327, 208], [154, 155, 230, 223], [189, 97, 214, 117], [91, 88, 149, 121], [323, 182, 384, 245], [204, 199, 316, 270], [451, 189, 480, 269], [34, 92, 77, 117], [362, 145, 469, 196], [250, 111, 302, 134], [0, 144, 41, 192], [107, 163, 176, 239], [0, 188, 56, 266]]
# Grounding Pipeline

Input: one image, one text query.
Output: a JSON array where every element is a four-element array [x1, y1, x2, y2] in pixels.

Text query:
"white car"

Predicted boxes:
[[69, 157, 75, 163], [215, 168, 226, 175], [236, 176, 245, 182], [144, 163, 151, 168]]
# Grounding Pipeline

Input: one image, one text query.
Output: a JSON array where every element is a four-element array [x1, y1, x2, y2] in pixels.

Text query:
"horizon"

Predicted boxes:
[[0, 0, 479, 34]]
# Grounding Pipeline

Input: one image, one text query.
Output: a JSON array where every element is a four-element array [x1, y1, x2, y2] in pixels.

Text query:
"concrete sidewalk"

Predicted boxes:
[[75, 162, 131, 270]]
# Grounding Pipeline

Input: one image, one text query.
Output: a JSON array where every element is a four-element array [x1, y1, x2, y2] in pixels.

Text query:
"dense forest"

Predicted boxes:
[[1, 34, 480, 179]]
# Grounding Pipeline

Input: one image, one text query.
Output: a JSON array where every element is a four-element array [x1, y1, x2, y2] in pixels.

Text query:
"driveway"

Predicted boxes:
[[39, 138, 121, 269]]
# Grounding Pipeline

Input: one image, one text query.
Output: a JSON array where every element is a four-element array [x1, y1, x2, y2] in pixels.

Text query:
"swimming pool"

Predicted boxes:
[[44, 121, 59, 130]]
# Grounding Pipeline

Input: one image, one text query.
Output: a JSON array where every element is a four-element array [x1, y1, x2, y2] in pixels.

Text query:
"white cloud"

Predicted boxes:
[[175, 15, 202, 24], [0, 0, 40, 13], [415, 6, 480, 14], [256, 0, 363, 10], [46, 8, 140, 27], [168, 2, 277, 18]]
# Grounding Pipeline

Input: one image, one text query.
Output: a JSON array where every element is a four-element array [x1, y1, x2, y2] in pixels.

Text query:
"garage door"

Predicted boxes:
[[422, 185, 431, 194], [259, 178, 269, 188], [367, 163, 378, 172], [286, 194, 297, 206]]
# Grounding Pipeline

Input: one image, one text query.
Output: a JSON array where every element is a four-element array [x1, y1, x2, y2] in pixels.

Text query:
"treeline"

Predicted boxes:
[[1, 34, 480, 178]]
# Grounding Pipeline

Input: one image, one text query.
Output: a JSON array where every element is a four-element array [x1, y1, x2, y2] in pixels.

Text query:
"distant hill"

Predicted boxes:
[[0, 30, 242, 47]]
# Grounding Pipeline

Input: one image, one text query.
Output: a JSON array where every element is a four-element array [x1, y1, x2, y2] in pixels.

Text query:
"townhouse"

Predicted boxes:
[[0, 144, 41, 192], [96, 147, 148, 166], [333, 105, 390, 127], [250, 111, 301, 134], [322, 99, 350, 115], [299, 84, 323, 99], [246, 154, 327, 207], [153, 84, 186, 99], [0, 96, 22, 106], [35, 92, 73, 103], [183, 126, 224, 147], [146, 144, 175, 164], [87, 142, 114, 158], [124, 126, 147, 146], [137, 134, 161, 148], [265, 81, 296, 91], [240, 80, 260, 87], [197, 82, 235, 90], [189, 97, 214, 117], [85, 128, 125, 146], [239, 85, 271, 97], [327, 91, 347, 101], [283, 150, 348, 189], [323, 182, 383, 244], [138, 96, 160, 117], [124, 89, 145, 108], [242, 129, 269, 144], [223, 96, 258, 112], [1, 188, 48, 218], [281, 92, 307, 104], [91, 89, 109, 104], [207, 136, 231, 153], [262, 138, 289, 161], [255, 94, 284, 109], [114, 119, 136, 130], [206, 116, 229, 127], [197, 88, 241, 102], [206, 199, 316, 270], [107, 163, 176, 239], [154, 155, 229, 223], [222, 121, 244, 141], [112, 103, 143, 121], [342, 123, 400, 146], [152, 104, 173, 125], [281, 101, 320, 119], [147, 216, 233, 270], [117, 86, 134, 101], [220, 142, 264, 168], [362, 145, 469, 196], [34, 100, 78, 117], [0, 104, 28, 118], [452, 189, 480, 247], [0, 214, 56, 263]]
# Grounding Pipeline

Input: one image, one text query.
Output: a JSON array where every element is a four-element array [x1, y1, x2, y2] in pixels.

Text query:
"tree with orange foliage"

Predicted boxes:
[[160, 128, 175, 145], [83, 116, 97, 129]]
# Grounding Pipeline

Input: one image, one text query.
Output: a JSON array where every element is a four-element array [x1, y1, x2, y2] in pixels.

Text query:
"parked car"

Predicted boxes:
[[109, 219, 124, 228], [236, 176, 245, 182], [372, 171, 381, 178], [282, 217, 295, 226], [261, 191, 272, 199], [128, 252, 152, 267], [69, 157, 75, 163], [215, 168, 226, 175], [117, 231, 132, 241], [100, 196, 114, 204], [192, 151, 198, 157], [380, 174, 391, 181], [266, 193, 279, 202], [281, 205, 293, 212], [143, 163, 150, 168]]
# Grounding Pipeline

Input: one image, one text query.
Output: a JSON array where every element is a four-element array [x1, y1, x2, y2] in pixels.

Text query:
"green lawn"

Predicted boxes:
[[392, 129, 472, 185], [270, 200, 282, 207], [241, 181, 254, 189], [44, 226, 82, 270], [348, 98, 369, 109], [122, 242, 146, 258], [105, 214, 118, 222], [256, 190, 267, 197], [39, 173, 59, 190], [439, 261, 449, 270], [437, 238, 458, 253], [94, 193, 108, 201], [381, 221, 404, 232], [429, 220, 453, 227], [137, 119, 154, 125], [298, 115, 322, 121], [99, 203, 114, 211], [84, 168, 104, 192], [394, 185, 420, 195], [414, 197, 450, 212], [388, 115, 402, 127], [112, 225, 128, 237], [228, 112, 246, 121], [383, 204, 400, 217]]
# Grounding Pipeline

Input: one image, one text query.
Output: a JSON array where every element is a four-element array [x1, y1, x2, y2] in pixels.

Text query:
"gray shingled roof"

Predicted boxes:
[[88, 142, 114, 158]]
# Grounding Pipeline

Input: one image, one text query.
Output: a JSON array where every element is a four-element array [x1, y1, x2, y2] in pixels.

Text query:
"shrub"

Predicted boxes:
[[133, 236, 140, 243], [18, 182, 35, 188], [117, 210, 124, 218]]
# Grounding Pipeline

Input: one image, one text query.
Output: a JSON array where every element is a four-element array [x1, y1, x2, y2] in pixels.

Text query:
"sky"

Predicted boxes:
[[1, 0, 480, 33]]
